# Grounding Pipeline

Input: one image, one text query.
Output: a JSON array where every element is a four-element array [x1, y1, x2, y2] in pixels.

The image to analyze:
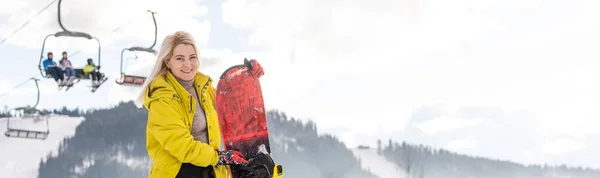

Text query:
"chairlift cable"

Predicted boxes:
[[0, 0, 59, 46], [0, 75, 41, 99], [68, 14, 142, 59]]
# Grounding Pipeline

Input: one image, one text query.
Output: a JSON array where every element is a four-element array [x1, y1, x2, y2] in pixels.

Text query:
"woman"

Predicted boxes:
[[59, 51, 75, 84], [135, 31, 248, 178]]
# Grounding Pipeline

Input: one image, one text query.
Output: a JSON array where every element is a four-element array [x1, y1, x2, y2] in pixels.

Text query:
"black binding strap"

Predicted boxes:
[[232, 152, 275, 178]]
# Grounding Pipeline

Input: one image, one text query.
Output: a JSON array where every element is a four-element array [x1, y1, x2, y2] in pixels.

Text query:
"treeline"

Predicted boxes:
[[37, 102, 377, 178], [379, 139, 600, 178], [0, 105, 86, 117]]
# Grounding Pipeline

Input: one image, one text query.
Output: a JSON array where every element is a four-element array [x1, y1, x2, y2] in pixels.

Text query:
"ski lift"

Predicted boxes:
[[115, 10, 158, 86], [37, 0, 107, 92], [4, 78, 50, 140]]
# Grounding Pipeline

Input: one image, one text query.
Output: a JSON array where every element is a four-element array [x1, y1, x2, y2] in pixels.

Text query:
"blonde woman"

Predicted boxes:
[[136, 31, 248, 178]]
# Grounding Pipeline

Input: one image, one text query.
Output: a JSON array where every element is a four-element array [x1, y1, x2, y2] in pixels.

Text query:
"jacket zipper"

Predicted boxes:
[[198, 79, 210, 111], [189, 95, 193, 113], [199, 79, 210, 142]]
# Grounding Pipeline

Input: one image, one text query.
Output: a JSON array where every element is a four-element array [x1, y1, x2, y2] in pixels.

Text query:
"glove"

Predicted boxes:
[[217, 150, 248, 166]]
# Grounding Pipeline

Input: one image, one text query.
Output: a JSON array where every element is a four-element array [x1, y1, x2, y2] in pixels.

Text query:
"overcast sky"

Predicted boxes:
[[1, 0, 600, 169]]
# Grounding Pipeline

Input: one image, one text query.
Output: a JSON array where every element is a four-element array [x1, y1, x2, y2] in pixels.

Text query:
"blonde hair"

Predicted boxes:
[[135, 31, 201, 107]]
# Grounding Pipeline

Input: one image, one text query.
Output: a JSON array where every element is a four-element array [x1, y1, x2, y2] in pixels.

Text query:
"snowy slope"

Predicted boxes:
[[351, 148, 407, 178], [0, 115, 84, 178]]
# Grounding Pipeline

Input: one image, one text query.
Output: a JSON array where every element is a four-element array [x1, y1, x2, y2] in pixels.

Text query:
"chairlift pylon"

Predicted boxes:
[[37, 0, 107, 92], [116, 10, 158, 86], [4, 78, 51, 140]]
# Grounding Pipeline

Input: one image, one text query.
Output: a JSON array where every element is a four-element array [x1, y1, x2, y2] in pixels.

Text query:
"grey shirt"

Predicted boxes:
[[176, 77, 209, 143]]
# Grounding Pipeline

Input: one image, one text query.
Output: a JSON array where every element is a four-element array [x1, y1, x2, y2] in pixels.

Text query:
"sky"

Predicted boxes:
[[1, 0, 600, 169]]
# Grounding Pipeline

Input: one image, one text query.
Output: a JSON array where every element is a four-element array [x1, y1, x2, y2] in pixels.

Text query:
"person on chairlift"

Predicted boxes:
[[59, 51, 75, 85], [42, 52, 65, 85], [83, 58, 104, 86]]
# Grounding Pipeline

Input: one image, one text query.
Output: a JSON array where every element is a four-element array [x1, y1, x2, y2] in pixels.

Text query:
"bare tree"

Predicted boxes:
[[377, 139, 382, 155], [399, 142, 426, 178]]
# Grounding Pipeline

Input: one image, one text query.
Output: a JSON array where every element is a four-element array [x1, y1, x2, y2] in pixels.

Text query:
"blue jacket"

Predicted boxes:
[[42, 59, 56, 71]]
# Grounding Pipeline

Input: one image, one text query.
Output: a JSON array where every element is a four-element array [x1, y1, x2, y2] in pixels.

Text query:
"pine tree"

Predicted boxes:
[[377, 139, 382, 155]]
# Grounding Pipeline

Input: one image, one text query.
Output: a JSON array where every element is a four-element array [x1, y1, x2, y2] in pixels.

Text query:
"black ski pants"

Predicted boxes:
[[46, 67, 64, 81], [88, 71, 103, 81]]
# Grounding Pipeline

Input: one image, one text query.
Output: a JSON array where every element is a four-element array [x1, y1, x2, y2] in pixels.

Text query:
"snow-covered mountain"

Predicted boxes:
[[351, 147, 406, 178], [2, 103, 599, 178], [0, 115, 84, 178]]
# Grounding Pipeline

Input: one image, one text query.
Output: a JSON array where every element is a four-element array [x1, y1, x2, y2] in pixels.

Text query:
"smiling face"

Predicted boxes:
[[166, 44, 198, 81]]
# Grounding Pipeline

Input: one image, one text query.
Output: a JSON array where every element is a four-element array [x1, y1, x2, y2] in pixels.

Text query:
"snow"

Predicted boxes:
[[351, 148, 407, 178], [270, 134, 305, 153], [0, 114, 84, 178]]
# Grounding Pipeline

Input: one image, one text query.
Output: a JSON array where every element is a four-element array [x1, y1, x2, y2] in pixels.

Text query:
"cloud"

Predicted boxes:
[[414, 116, 484, 136], [541, 137, 586, 155], [222, 0, 423, 64]]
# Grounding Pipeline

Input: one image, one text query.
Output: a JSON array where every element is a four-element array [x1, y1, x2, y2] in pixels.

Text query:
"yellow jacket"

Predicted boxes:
[[143, 71, 230, 178], [83, 65, 95, 75]]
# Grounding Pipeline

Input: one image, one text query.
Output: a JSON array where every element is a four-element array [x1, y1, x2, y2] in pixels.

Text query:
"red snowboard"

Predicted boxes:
[[215, 58, 270, 159]]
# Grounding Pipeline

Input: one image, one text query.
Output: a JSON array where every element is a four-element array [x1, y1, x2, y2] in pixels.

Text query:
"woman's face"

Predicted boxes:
[[166, 44, 198, 81]]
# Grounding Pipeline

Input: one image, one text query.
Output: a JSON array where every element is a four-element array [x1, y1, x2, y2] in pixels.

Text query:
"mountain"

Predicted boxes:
[[379, 140, 600, 178], [4, 101, 599, 178], [35, 102, 377, 178]]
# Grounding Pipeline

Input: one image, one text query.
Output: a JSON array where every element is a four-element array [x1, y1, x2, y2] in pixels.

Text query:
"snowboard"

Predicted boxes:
[[215, 58, 283, 178], [216, 58, 270, 158]]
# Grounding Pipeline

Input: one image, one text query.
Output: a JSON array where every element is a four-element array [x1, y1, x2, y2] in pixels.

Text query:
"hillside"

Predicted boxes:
[[36, 102, 377, 178], [380, 140, 600, 178], [5, 101, 600, 178], [351, 148, 405, 178]]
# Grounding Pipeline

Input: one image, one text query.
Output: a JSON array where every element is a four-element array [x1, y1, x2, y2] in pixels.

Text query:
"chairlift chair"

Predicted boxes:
[[116, 10, 158, 86], [4, 107, 51, 140], [37, 0, 106, 92], [4, 78, 51, 140], [116, 47, 156, 85]]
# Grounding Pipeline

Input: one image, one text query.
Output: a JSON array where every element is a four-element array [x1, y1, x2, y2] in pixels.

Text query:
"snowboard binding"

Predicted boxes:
[[231, 152, 284, 178], [243, 58, 264, 78]]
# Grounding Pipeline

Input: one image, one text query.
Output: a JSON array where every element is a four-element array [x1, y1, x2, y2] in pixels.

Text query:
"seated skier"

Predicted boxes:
[[59, 51, 76, 85], [83, 58, 105, 87], [41, 52, 65, 85]]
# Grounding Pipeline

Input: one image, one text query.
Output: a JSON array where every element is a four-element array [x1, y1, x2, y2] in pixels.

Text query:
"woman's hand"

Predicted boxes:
[[216, 150, 248, 166]]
